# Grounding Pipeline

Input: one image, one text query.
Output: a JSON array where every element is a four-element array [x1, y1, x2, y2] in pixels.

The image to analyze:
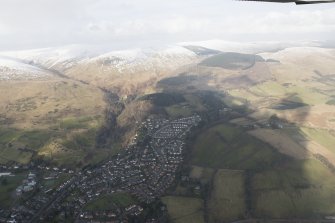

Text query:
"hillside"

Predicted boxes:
[[200, 52, 265, 70], [0, 57, 53, 80], [1, 43, 335, 221]]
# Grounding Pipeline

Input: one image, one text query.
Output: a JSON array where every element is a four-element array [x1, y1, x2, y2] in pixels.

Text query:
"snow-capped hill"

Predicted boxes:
[[179, 39, 321, 54], [1, 44, 108, 71], [94, 48, 150, 65], [0, 56, 51, 80], [0, 40, 328, 80], [0, 45, 198, 74], [259, 47, 335, 60], [89, 46, 197, 72]]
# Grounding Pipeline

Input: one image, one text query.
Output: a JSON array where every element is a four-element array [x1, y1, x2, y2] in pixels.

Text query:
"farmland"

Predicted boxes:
[[186, 121, 335, 221], [0, 116, 106, 168], [162, 196, 205, 223], [252, 159, 335, 218], [191, 124, 284, 170], [0, 79, 106, 168], [208, 170, 246, 222], [0, 173, 26, 208], [300, 127, 335, 154], [1, 44, 335, 222]]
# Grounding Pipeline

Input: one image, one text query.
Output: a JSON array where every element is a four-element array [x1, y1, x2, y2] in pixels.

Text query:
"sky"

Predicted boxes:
[[0, 0, 334, 50]]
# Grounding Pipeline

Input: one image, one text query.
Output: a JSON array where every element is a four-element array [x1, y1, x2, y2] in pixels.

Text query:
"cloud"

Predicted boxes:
[[0, 0, 334, 50], [0, 23, 9, 35], [216, 8, 335, 34]]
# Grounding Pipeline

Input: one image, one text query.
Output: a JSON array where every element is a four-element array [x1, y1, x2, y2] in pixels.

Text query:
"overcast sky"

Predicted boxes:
[[0, 0, 334, 50]]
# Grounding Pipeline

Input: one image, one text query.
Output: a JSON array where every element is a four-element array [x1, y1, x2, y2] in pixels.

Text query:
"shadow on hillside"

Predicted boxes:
[[154, 71, 335, 221]]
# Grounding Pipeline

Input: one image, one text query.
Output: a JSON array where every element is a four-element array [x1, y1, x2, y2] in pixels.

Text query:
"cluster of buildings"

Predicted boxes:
[[76, 203, 144, 223], [2, 114, 201, 222], [77, 210, 124, 223], [15, 172, 37, 195], [124, 115, 201, 202], [73, 115, 201, 221], [1, 167, 76, 223]]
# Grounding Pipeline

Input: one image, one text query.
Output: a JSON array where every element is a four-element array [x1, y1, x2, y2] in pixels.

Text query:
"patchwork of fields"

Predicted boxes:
[[162, 196, 205, 223], [170, 123, 335, 223]]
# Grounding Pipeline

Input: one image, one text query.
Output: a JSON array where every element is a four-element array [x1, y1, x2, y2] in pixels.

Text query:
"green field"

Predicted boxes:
[[200, 52, 262, 70], [300, 127, 335, 154], [191, 124, 284, 170], [0, 119, 106, 168], [250, 81, 287, 97], [189, 165, 215, 184], [17, 130, 55, 149], [59, 115, 101, 130], [0, 128, 57, 164], [0, 173, 26, 208], [189, 122, 335, 220], [85, 192, 136, 211], [208, 170, 246, 223], [0, 112, 104, 167], [326, 99, 335, 105], [252, 159, 335, 218], [0, 128, 21, 146], [247, 81, 329, 106], [164, 92, 213, 118], [165, 104, 193, 118], [0, 147, 32, 164], [41, 173, 72, 191], [162, 196, 205, 223], [0, 127, 89, 166], [0, 128, 56, 148]]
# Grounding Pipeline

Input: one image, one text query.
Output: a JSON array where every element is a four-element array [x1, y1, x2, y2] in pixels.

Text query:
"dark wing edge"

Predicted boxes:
[[237, 0, 335, 4], [295, 0, 335, 4]]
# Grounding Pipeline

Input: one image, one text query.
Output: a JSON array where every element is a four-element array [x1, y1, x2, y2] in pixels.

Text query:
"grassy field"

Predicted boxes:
[[229, 89, 262, 103], [248, 129, 308, 160], [189, 165, 215, 184], [191, 124, 284, 170], [249, 81, 329, 106], [250, 81, 287, 97], [200, 52, 260, 70], [252, 159, 335, 218], [162, 196, 205, 223], [300, 127, 335, 154], [0, 78, 106, 167], [0, 173, 26, 208], [164, 92, 212, 118], [0, 147, 32, 164], [0, 113, 106, 168], [59, 116, 101, 130], [0, 128, 21, 145], [165, 104, 193, 118], [326, 99, 335, 105], [189, 122, 335, 220], [0, 128, 56, 164], [208, 169, 246, 223], [41, 173, 72, 191], [0, 80, 105, 129], [85, 193, 135, 211]]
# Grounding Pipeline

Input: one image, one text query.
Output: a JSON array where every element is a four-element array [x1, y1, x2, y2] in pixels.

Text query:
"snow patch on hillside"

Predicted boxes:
[[0, 57, 51, 80], [90, 46, 197, 72], [179, 39, 321, 54], [0, 40, 330, 80], [259, 47, 335, 60], [0, 45, 108, 70]]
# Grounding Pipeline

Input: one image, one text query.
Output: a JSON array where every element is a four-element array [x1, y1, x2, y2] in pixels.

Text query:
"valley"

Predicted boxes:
[[0, 42, 335, 222]]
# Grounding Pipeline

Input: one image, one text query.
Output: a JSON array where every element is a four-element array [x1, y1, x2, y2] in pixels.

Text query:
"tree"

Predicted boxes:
[[1, 177, 8, 186]]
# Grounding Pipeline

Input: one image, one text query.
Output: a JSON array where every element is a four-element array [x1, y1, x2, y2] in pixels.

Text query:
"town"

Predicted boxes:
[[1, 114, 201, 223]]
